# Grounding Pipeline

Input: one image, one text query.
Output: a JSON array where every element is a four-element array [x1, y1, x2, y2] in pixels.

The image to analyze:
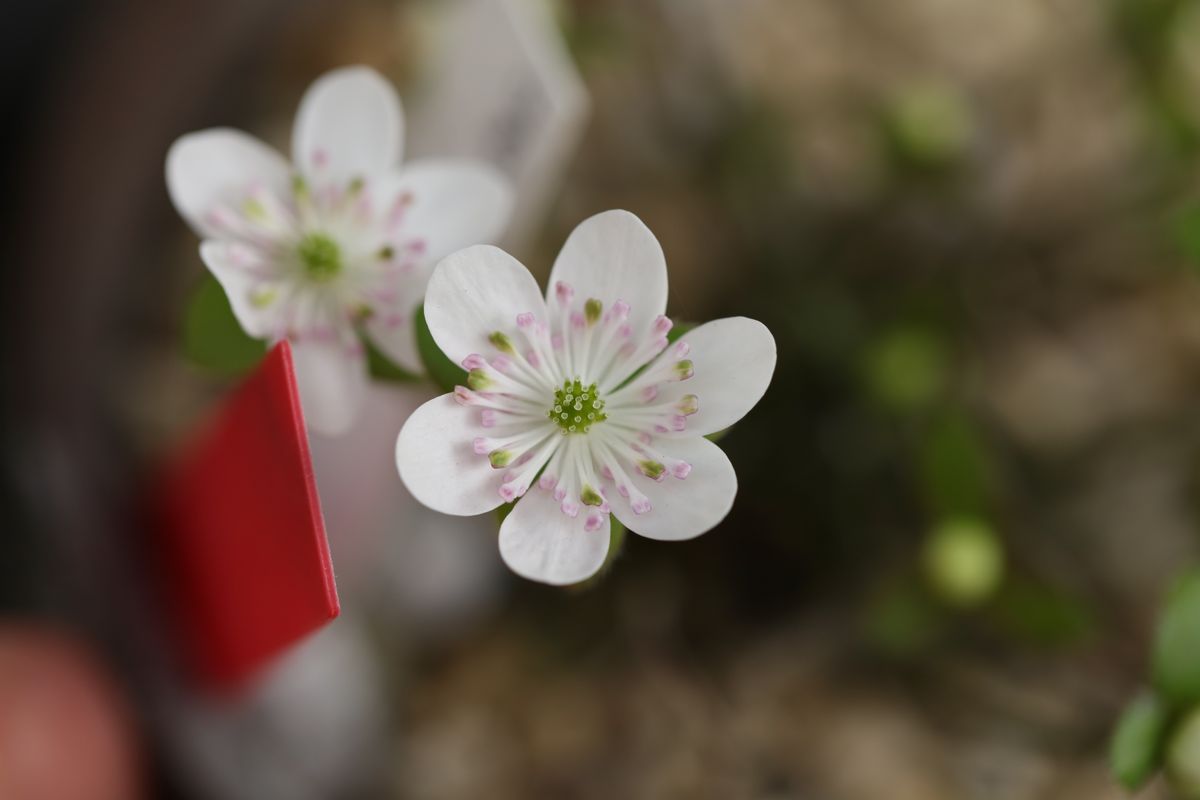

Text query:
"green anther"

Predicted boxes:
[[489, 450, 513, 468], [674, 359, 695, 380], [291, 174, 310, 198], [548, 378, 607, 434], [584, 298, 603, 325], [489, 331, 516, 355], [242, 197, 268, 221], [638, 460, 666, 480], [249, 287, 277, 309], [677, 394, 699, 415], [581, 485, 604, 506], [377, 245, 395, 261], [347, 176, 365, 195], [297, 232, 343, 283], [467, 368, 492, 391]]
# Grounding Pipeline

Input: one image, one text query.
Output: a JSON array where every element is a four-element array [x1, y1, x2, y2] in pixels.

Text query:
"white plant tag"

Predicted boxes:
[[405, 0, 590, 251]]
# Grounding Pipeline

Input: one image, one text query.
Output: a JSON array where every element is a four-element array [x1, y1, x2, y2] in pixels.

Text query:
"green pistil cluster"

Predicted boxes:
[[297, 232, 343, 283], [549, 379, 607, 434]]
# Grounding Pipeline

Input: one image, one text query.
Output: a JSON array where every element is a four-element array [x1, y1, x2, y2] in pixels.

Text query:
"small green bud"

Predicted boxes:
[[923, 518, 1003, 608]]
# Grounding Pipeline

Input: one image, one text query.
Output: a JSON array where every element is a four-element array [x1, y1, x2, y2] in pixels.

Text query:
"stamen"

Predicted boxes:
[[489, 331, 516, 355]]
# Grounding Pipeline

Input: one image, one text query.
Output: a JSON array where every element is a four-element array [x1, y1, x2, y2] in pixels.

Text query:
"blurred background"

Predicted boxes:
[[5, 0, 1200, 797]]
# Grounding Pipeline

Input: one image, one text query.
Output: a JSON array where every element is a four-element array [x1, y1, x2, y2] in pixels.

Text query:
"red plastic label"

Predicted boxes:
[[154, 342, 339, 689]]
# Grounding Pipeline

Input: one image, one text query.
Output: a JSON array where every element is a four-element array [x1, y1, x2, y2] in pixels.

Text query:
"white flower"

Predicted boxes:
[[395, 210, 776, 585], [166, 66, 513, 434]]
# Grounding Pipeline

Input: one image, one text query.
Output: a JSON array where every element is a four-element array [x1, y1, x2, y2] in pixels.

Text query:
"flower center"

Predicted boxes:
[[297, 232, 343, 282], [548, 378, 607, 434]]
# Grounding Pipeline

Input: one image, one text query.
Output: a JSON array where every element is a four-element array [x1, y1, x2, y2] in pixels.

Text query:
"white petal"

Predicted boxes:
[[291, 338, 368, 436], [198, 240, 283, 339], [310, 383, 504, 625], [547, 209, 668, 337], [611, 436, 737, 541], [373, 160, 513, 263], [292, 66, 403, 181], [364, 310, 422, 375], [423, 246, 547, 367], [498, 488, 610, 585], [166, 129, 291, 239], [395, 394, 506, 516], [655, 317, 776, 437]]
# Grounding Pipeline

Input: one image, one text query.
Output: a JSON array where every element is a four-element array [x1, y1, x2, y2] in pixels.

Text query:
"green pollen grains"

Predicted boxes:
[[549, 378, 607, 434], [297, 232, 343, 283]]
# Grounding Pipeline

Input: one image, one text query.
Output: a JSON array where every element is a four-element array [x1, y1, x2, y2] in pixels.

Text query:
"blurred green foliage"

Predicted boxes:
[[1154, 571, 1200, 705], [1111, 569, 1200, 791], [919, 411, 991, 518], [881, 85, 974, 175], [990, 581, 1095, 647], [864, 327, 948, 412], [1111, 692, 1170, 791], [1169, 707, 1200, 798], [183, 275, 266, 374], [363, 334, 418, 383], [415, 306, 466, 393], [922, 518, 1004, 608]]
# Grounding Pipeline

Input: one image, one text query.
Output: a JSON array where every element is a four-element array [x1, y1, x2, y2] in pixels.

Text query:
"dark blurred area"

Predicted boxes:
[[6, 0, 1200, 797]]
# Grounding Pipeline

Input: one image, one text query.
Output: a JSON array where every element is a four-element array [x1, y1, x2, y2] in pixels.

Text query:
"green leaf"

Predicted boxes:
[[1154, 570, 1200, 705], [880, 84, 973, 174], [183, 275, 266, 375], [864, 327, 948, 412], [1111, 692, 1170, 791], [666, 320, 696, 344], [416, 306, 467, 393], [990, 580, 1094, 646], [863, 579, 944, 656], [1168, 706, 1200, 798], [919, 410, 991, 517], [363, 333, 419, 383], [1174, 204, 1200, 267]]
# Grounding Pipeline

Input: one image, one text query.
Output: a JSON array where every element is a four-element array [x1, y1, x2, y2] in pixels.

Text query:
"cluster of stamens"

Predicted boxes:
[[203, 163, 427, 347], [549, 379, 607, 434], [453, 282, 703, 527]]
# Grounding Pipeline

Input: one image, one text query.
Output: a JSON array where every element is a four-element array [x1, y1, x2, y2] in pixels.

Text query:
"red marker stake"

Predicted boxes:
[[154, 342, 338, 689]]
